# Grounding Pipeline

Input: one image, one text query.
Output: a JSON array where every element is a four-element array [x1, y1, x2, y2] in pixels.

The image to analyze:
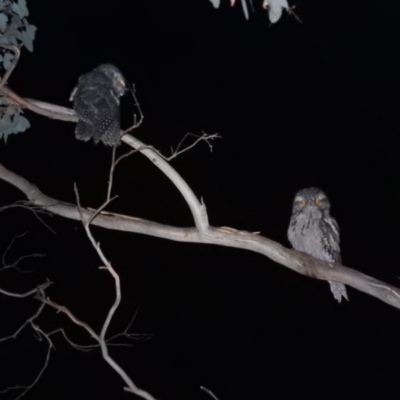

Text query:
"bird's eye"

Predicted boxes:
[[115, 79, 123, 86], [300, 199, 306, 205], [315, 198, 321, 204]]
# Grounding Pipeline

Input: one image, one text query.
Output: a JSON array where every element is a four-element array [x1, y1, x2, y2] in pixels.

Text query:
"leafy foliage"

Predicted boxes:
[[263, 0, 288, 23], [0, 0, 37, 56], [0, 0, 35, 141], [210, 0, 290, 23], [0, 95, 30, 142], [209, 0, 221, 7]]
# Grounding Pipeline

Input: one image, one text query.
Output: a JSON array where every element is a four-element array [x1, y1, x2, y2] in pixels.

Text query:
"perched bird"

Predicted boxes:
[[70, 64, 127, 146], [287, 187, 348, 303]]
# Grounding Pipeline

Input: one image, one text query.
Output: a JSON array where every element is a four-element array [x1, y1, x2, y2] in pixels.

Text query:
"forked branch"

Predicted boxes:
[[1, 90, 400, 312], [30, 187, 156, 400]]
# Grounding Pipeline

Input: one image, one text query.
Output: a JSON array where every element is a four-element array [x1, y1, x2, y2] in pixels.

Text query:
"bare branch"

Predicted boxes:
[[0, 280, 52, 299], [0, 201, 56, 234], [200, 386, 220, 400], [88, 194, 118, 226], [2, 232, 27, 266], [122, 134, 210, 231], [1, 232, 46, 272], [22, 188, 156, 400], [0, 253, 45, 272], [35, 288, 155, 399], [107, 144, 118, 201], [107, 307, 153, 344], [74, 185, 121, 342], [2, 159, 400, 311], [9, 325, 54, 400], [0, 160, 399, 310], [1, 94, 400, 310], [0, 302, 45, 342], [1, 85, 77, 121], [0, 280, 55, 396], [0, 44, 21, 91], [241, 0, 249, 19], [168, 132, 221, 161], [107, 145, 140, 202], [0, 89, 209, 229], [121, 82, 144, 138], [46, 328, 97, 351]]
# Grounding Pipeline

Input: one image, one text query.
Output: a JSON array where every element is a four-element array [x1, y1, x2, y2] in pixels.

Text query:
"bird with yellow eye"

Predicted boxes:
[[288, 187, 348, 303]]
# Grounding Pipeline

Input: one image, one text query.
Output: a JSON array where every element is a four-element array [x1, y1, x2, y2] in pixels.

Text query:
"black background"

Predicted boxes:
[[1, 0, 400, 399]]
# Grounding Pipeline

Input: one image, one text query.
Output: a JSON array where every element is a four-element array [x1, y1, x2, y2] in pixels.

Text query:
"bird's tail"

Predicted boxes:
[[75, 121, 94, 142], [328, 280, 348, 303]]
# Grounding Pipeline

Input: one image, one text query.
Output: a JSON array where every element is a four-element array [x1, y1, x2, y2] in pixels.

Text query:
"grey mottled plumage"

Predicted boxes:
[[70, 64, 127, 146], [287, 187, 348, 303]]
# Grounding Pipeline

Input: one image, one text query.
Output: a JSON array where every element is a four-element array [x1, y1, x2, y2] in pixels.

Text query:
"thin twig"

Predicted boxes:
[[1, 232, 46, 272], [107, 146, 140, 201], [0, 302, 45, 342], [240, 0, 249, 19], [168, 132, 220, 161], [0, 201, 56, 234], [73, 182, 117, 226], [0, 279, 52, 300], [107, 307, 153, 343], [288, 6, 303, 23], [8, 325, 55, 400], [46, 328, 97, 351], [2, 232, 27, 266], [35, 290, 155, 399], [128, 83, 144, 131], [0, 253, 45, 273], [88, 195, 118, 226], [107, 143, 118, 201], [200, 386, 220, 400]]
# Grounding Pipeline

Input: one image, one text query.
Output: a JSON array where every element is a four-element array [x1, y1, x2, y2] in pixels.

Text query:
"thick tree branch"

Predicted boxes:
[[1, 92, 400, 310], [1, 161, 400, 310], [1, 85, 76, 121], [0, 89, 209, 230]]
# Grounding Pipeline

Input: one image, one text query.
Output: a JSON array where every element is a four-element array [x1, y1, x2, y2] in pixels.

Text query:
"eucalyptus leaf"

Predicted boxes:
[[11, 0, 28, 19], [0, 114, 13, 141], [268, 0, 288, 23], [0, 95, 9, 105], [0, 12, 7, 31], [209, 0, 220, 8], [21, 28, 31, 51], [21, 23, 36, 51], [9, 35, 18, 45], [12, 114, 30, 132], [6, 104, 17, 115], [3, 52, 14, 69]]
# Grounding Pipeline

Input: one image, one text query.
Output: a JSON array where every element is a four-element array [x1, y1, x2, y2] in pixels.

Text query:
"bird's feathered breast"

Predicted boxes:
[[288, 209, 341, 264]]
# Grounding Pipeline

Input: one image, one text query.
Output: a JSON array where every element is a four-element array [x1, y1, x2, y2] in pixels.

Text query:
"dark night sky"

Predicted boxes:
[[1, 0, 400, 399]]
